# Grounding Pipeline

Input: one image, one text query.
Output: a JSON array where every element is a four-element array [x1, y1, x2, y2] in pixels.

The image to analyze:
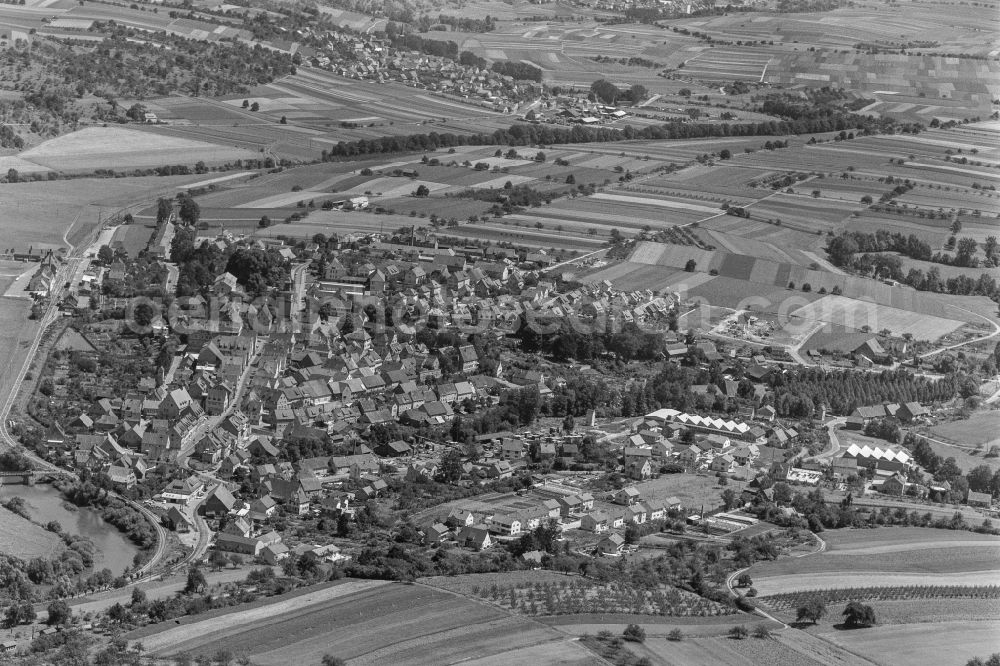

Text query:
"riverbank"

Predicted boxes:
[[0, 483, 140, 575]]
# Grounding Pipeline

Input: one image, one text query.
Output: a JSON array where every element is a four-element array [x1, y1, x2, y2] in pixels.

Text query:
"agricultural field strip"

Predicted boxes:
[[591, 192, 724, 214], [817, 620, 1000, 666], [753, 571, 1000, 596], [141, 580, 392, 655]]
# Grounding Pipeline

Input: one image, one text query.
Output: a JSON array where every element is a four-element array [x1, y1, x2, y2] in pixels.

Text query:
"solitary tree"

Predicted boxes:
[[684, 259, 697, 272], [796, 598, 827, 625], [562, 413, 575, 433], [133, 302, 155, 328], [184, 566, 207, 595], [46, 600, 71, 626], [843, 601, 876, 628], [721, 488, 737, 510]]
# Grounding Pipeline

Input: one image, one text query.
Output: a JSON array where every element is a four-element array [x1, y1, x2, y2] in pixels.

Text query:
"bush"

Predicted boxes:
[[667, 628, 684, 642], [623, 623, 646, 642], [729, 625, 749, 640], [752, 625, 771, 639]]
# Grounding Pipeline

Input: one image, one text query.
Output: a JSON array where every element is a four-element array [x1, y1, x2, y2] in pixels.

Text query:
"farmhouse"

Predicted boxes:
[[967, 490, 992, 507], [597, 533, 626, 556]]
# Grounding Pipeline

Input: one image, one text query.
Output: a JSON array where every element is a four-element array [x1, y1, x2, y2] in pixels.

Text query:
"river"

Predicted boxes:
[[0, 483, 140, 575]]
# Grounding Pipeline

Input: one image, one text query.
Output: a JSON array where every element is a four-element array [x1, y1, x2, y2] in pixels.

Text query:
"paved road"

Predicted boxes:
[[808, 417, 848, 463]]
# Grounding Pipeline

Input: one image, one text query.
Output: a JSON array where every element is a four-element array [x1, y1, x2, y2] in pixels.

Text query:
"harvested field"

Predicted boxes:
[[929, 412, 1000, 449], [787, 295, 964, 341], [687, 276, 816, 311], [579, 262, 699, 293], [622, 633, 844, 666], [137, 580, 593, 665], [817, 620, 1000, 666], [753, 569, 1000, 597], [749, 528, 1000, 597], [20, 127, 257, 170]]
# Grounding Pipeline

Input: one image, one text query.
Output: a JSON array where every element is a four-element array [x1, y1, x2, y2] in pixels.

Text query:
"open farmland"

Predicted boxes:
[[622, 632, 870, 666], [18, 127, 258, 171], [929, 411, 1000, 450], [0, 174, 229, 254], [0, 505, 62, 559], [817, 620, 1000, 666], [748, 528, 1000, 598], [785, 295, 965, 341], [134, 580, 598, 665], [621, 241, 997, 329]]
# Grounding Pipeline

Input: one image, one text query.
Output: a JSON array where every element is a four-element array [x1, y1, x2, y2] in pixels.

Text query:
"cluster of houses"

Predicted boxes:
[[611, 408, 803, 481], [525, 99, 632, 126], [846, 401, 931, 429], [191, 482, 351, 565], [420, 483, 682, 557], [300, 32, 539, 113]]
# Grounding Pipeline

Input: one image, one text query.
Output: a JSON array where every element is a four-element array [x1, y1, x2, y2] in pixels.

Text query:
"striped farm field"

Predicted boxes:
[[134, 580, 598, 666], [748, 528, 1000, 598]]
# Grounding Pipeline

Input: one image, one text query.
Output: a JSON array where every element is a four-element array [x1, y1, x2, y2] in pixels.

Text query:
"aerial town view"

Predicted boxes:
[[0, 0, 997, 663]]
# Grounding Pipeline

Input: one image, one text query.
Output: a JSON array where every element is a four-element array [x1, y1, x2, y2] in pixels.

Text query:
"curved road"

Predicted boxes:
[[920, 304, 1000, 359], [808, 417, 848, 463]]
